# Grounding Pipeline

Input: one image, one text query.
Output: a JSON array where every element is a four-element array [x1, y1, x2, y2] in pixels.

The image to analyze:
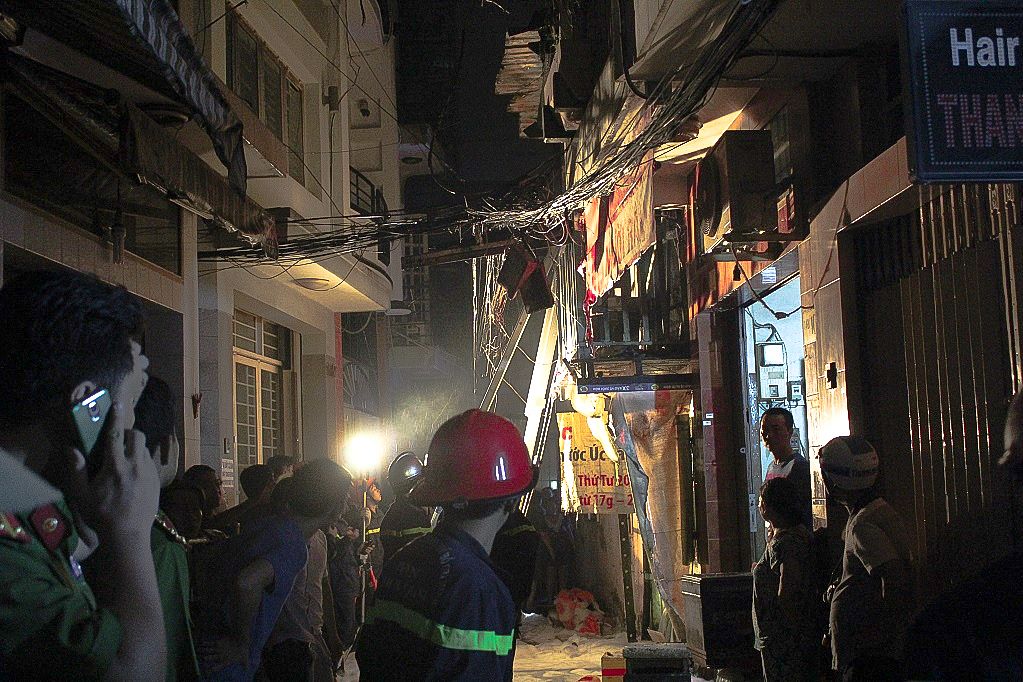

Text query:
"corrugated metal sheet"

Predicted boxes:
[[855, 184, 1023, 601]]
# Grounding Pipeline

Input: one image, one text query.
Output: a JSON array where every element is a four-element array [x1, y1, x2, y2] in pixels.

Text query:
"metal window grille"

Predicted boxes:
[[232, 310, 258, 353]]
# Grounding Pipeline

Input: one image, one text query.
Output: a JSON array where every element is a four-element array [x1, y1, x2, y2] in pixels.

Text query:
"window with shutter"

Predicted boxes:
[[228, 17, 259, 115], [225, 8, 306, 191], [286, 79, 304, 185], [261, 52, 283, 139]]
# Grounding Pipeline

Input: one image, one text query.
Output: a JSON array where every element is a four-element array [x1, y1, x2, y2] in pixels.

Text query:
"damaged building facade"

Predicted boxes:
[[502, 0, 1023, 669], [0, 0, 403, 504]]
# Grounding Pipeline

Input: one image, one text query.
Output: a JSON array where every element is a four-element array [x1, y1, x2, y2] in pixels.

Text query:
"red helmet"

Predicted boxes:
[[410, 409, 538, 507]]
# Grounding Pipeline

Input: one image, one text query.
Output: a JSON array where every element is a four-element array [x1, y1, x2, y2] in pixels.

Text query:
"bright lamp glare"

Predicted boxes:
[[345, 432, 386, 473]]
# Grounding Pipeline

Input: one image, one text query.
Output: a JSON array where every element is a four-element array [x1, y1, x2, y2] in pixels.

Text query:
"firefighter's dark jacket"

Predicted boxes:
[[379, 497, 432, 563], [491, 509, 539, 613], [355, 523, 516, 681]]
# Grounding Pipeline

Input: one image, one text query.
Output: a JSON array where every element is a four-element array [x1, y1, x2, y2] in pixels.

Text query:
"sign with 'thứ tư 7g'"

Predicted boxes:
[[903, 1, 1023, 181], [558, 412, 635, 514]]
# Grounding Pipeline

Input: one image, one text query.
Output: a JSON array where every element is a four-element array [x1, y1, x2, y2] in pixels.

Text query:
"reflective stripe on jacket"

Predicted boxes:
[[379, 497, 433, 563], [355, 524, 516, 681]]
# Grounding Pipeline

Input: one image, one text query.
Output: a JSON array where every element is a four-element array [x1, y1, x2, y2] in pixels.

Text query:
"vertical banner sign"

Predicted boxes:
[[221, 457, 236, 495], [585, 105, 655, 298], [903, 1, 1023, 181], [558, 412, 635, 514]]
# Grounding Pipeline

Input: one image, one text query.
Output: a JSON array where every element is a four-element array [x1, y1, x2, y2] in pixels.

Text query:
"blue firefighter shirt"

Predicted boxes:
[[355, 522, 517, 681], [379, 497, 433, 563]]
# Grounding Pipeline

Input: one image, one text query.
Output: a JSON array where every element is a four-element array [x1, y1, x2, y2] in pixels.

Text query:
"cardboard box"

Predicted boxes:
[[601, 652, 626, 682]]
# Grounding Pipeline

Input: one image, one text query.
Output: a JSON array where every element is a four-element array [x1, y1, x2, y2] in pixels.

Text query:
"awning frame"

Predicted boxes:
[[0, 0, 248, 192], [0, 53, 274, 249]]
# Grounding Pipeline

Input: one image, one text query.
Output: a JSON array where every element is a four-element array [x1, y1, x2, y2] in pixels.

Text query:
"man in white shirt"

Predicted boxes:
[[762, 407, 812, 528]]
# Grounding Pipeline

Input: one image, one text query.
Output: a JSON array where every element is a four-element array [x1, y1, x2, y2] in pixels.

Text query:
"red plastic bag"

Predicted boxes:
[[554, 588, 604, 634]]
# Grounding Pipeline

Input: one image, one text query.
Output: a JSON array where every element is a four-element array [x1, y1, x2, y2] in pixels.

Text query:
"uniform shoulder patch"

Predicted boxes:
[[29, 504, 69, 551], [0, 512, 31, 543], [154, 511, 189, 547]]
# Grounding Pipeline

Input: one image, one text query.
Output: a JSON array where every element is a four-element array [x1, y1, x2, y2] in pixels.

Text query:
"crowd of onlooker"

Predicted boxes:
[[0, 269, 553, 682], [2, 269, 1021, 682], [0, 270, 383, 681]]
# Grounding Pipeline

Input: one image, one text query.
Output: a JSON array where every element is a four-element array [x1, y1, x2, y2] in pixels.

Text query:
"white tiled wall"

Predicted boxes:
[[0, 199, 184, 312]]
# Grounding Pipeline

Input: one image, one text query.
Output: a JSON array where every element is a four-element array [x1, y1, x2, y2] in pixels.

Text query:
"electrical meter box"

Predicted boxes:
[[755, 342, 789, 401]]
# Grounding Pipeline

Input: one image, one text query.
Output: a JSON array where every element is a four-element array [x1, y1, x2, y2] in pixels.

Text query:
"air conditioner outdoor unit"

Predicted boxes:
[[691, 130, 782, 262]]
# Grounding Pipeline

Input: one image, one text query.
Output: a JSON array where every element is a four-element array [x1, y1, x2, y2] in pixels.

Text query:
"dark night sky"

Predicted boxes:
[[397, 0, 557, 185], [446, 2, 555, 182], [397, 0, 560, 411]]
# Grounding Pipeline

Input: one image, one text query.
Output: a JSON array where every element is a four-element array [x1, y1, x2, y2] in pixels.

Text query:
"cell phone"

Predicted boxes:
[[71, 388, 112, 474]]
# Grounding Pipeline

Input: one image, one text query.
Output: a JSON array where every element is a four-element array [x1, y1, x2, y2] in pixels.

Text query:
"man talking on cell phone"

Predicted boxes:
[[0, 270, 166, 681]]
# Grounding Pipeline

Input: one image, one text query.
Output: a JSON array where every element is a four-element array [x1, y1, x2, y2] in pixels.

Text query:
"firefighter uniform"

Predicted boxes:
[[355, 523, 517, 681], [0, 501, 122, 680], [378, 496, 432, 563], [491, 508, 540, 614]]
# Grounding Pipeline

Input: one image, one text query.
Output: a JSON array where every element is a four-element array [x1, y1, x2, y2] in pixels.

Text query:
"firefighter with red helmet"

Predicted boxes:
[[379, 452, 433, 562], [355, 410, 538, 681]]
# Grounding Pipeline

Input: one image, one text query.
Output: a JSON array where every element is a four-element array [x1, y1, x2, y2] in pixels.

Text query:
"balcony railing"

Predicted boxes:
[[350, 166, 387, 216]]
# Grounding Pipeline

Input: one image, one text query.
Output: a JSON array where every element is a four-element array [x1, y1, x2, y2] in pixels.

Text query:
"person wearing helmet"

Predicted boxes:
[[819, 435, 912, 682], [356, 410, 538, 681], [379, 452, 433, 563]]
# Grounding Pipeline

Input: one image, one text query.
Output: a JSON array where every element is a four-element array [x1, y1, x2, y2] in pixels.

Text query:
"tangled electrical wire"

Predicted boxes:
[[472, 0, 781, 238], [472, 252, 512, 393], [199, 0, 780, 267]]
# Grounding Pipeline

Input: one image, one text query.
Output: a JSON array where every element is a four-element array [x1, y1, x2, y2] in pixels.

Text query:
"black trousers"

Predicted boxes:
[[264, 639, 313, 682], [335, 592, 359, 650]]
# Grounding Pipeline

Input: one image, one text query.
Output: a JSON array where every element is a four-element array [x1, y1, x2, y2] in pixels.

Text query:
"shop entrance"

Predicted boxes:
[[738, 275, 808, 557]]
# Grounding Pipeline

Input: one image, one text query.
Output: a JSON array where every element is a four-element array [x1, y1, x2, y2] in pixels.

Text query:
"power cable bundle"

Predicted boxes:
[[199, 0, 779, 269], [470, 0, 781, 240]]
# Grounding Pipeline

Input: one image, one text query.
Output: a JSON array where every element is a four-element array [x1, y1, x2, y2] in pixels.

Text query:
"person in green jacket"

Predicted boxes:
[[0, 270, 165, 680], [135, 375, 201, 681]]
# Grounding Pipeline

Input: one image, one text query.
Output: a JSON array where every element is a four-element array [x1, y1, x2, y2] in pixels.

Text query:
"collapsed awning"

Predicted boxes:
[[3, 54, 273, 247], [0, 0, 247, 194]]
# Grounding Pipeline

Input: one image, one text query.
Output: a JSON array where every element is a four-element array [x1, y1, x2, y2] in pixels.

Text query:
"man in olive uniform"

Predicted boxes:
[[135, 375, 201, 681], [0, 270, 165, 679]]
